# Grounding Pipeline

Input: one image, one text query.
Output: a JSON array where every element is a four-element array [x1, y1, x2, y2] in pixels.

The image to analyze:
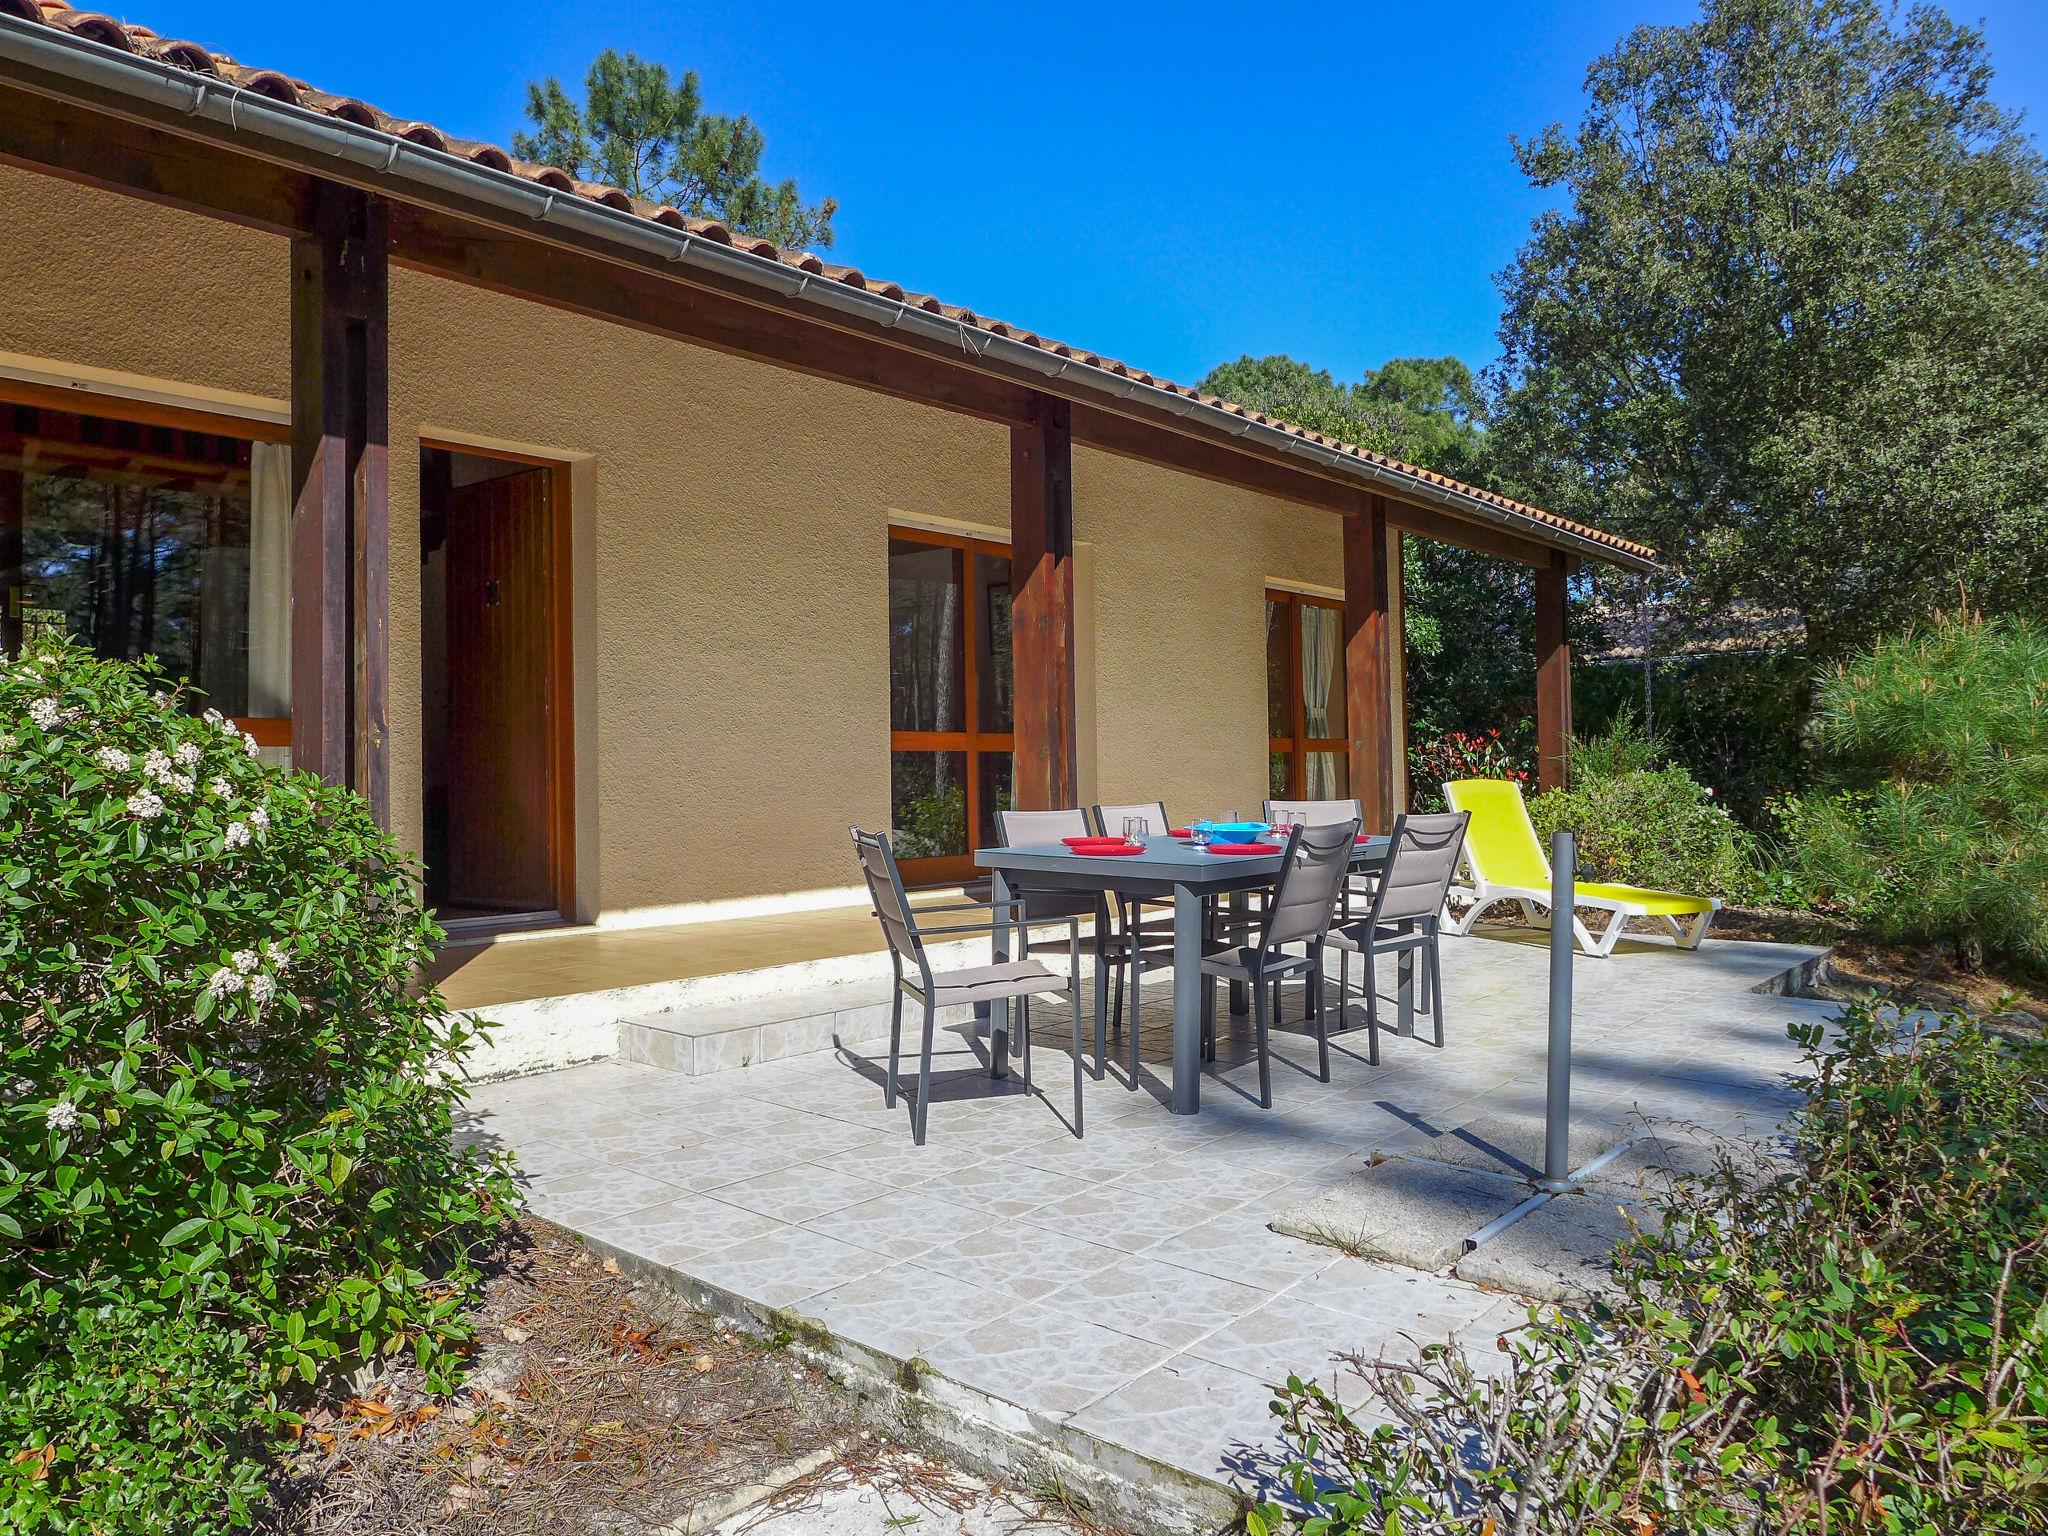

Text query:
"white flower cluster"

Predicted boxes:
[[126, 788, 164, 820], [95, 746, 132, 772], [197, 944, 286, 1014], [204, 708, 261, 756], [208, 777, 231, 798], [174, 741, 202, 769], [222, 800, 271, 851], [45, 1099, 78, 1133], [29, 697, 61, 730], [140, 749, 198, 796]]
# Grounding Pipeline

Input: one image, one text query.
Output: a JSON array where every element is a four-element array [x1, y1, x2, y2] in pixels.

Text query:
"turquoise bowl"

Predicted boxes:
[[1197, 821, 1271, 844]]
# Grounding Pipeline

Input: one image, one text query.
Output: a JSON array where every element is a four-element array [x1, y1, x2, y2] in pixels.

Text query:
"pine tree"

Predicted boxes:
[[513, 50, 836, 250]]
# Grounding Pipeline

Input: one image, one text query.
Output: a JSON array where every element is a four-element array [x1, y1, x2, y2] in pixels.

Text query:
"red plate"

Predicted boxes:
[[1167, 828, 1194, 838], [1078, 843, 1144, 856], [1062, 835, 1125, 849], [1355, 834, 1373, 844], [1206, 842, 1278, 856]]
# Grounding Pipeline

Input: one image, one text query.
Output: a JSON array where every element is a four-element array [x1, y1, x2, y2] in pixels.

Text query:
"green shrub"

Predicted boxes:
[[0, 639, 516, 1532], [1531, 761, 1756, 900], [1775, 613, 2048, 970], [1252, 1000, 2048, 1533], [1567, 704, 1661, 781], [1577, 649, 1814, 828]]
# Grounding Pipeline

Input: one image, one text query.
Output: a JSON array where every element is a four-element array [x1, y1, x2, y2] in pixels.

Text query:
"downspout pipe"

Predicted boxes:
[[0, 15, 1656, 574]]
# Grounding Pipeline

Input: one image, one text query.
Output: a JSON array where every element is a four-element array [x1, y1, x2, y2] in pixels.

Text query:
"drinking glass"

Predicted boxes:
[[1122, 815, 1147, 848]]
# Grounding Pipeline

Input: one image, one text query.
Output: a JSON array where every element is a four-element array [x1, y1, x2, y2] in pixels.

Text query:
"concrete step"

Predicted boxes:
[[618, 980, 982, 1077], [465, 927, 1088, 1079]]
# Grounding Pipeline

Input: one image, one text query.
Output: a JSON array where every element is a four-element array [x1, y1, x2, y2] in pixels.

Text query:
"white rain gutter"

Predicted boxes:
[[0, 16, 1656, 572]]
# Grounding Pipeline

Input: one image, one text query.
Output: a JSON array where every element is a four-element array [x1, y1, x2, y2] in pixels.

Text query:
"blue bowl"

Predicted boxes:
[[1197, 821, 1271, 844]]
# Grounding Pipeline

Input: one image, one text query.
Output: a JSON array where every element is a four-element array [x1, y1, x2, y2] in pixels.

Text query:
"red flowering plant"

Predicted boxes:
[[1408, 727, 1531, 810]]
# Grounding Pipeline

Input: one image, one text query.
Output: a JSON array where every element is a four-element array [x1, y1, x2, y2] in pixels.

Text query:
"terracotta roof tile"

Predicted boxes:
[[10, 0, 1656, 564]]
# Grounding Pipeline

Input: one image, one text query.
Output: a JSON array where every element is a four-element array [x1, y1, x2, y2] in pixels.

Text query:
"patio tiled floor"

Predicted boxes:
[[460, 925, 1837, 1503]]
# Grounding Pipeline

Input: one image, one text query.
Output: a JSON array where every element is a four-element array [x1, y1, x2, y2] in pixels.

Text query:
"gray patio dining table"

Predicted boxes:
[[974, 833, 1392, 1114]]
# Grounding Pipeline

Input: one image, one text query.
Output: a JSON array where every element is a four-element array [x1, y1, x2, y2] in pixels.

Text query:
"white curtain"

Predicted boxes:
[[245, 442, 292, 718], [1301, 603, 1336, 739], [1301, 604, 1342, 799]]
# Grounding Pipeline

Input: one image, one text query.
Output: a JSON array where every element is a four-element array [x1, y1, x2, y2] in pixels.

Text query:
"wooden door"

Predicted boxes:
[[446, 468, 553, 911]]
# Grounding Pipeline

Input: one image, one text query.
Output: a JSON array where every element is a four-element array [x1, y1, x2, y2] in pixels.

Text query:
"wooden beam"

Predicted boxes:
[[1010, 394, 1077, 811], [1068, 402, 1563, 567], [1535, 552, 1573, 793], [1379, 501, 1567, 570], [0, 82, 312, 236], [1071, 401, 1365, 518], [290, 181, 389, 823], [388, 204, 1035, 426], [1344, 498, 1396, 834], [1386, 521, 1409, 814], [0, 462, 20, 658]]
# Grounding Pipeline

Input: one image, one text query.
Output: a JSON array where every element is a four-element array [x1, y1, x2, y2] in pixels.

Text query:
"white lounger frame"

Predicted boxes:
[[1441, 781, 1721, 958], [1443, 880, 1718, 957]]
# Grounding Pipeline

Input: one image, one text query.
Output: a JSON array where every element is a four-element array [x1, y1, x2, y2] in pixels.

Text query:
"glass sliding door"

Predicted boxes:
[[887, 527, 1013, 884], [1266, 588, 1349, 800]]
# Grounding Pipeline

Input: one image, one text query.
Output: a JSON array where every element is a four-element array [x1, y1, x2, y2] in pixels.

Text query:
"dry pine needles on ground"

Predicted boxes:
[[262, 1215, 850, 1534], [263, 1216, 1136, 1536]]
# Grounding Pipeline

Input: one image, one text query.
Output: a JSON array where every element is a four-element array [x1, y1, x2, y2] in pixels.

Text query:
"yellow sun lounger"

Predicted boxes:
[[1441, 778, 1720, 958]]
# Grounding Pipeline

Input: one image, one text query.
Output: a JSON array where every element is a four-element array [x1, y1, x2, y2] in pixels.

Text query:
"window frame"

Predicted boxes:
[[1266, 587, 1349, 800], [0, 380, 291, 747], [887, 524, 1014, 886]]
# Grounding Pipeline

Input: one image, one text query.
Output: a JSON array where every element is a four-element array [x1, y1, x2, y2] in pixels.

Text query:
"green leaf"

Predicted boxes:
[[161, 1217, 210, 1248]]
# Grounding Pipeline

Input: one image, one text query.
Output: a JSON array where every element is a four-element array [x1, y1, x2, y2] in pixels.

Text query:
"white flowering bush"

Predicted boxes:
[[0, 639, 515, 1532]]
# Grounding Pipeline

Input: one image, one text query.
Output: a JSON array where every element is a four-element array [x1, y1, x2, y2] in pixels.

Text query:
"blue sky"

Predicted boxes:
[[129, 1, 2047, 389]]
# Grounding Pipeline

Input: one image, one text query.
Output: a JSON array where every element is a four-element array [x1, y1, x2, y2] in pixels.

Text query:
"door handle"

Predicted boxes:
[[486, 579, 501, 607]]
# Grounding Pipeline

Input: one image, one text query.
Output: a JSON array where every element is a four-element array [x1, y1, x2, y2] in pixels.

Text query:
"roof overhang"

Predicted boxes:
[[0, 12, 1659, 574]]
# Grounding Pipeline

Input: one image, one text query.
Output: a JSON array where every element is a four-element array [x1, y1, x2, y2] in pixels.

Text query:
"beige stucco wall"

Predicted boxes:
[[1, 163, 1345, 920], [386, 269, 1012, 919], [1075, 447, 1345, 820]]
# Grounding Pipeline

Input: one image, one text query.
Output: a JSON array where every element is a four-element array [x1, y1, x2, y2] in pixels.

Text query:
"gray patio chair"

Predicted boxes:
[[852, 827, 1085, 1146], [1087, 801, 1183, 1084], [995, 808, 1121, 1082], [1262, 796, 1372, 1015], [1090, 802, 1178, 939], [1197, 817, 1358, 1107], [1263, 797, 1365, 828], [1328, 811, 1470, 1065], [1092, 801, 1171, 837]]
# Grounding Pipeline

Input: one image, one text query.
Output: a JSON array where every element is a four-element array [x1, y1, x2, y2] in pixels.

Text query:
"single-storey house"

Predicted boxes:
[[0, 2, 1656, 940]]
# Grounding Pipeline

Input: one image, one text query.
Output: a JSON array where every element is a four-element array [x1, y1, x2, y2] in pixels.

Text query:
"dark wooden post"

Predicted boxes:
[[1344, 496, 1396, 833], [290, 181, 389, 825], [0, 465, 22, 658], [1535, 551, 1573, 793], [1010, 393, 1077, 811]]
